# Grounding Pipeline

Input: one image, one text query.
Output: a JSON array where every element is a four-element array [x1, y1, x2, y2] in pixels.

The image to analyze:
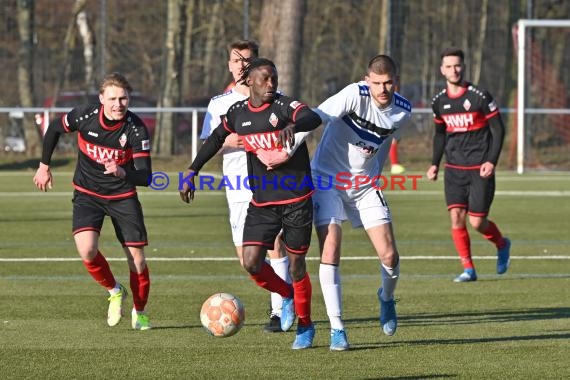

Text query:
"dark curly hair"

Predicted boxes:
[[237, 57, 276, 86]]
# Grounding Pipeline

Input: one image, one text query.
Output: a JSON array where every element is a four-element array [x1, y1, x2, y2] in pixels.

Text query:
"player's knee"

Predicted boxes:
[[379, 249, 398, 268], [242, 256, 261, 274], [288, 258, 307, 282], [77, 247, 98, 261], [469, 216, 486, 231]]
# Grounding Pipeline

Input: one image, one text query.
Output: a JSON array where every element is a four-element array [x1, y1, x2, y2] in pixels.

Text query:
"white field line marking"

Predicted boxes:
[[2, 171, 570, 179], [0, 191, 224, 197], [3, 190, 570, 197], [0, 189, 570, 198], [1, 255, 569, 262]]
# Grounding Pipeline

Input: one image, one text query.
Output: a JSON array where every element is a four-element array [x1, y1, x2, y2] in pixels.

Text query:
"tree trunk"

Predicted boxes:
[[17, 0, 39, 157], [154, 0, 185, 156], [472, 0, 488, 84], [181, 0, 196, 101], [378, 0, 389, 54], [203, 0, 222, 94], [259, 0, 281, 61], [349, 1, 375, 81], [52, 0, 87, 106], [273, 0, 307, 98], [76, 9, 96, 91]]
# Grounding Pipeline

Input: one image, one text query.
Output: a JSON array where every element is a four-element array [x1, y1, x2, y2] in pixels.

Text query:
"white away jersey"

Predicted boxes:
[[201, 88, 250, 203], [312, 81, 412, 197]]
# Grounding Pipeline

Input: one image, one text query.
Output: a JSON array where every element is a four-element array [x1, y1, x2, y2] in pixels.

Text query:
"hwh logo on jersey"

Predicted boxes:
[[85, 144, 129, 164], [242, 131, 280, 151], [442, 113, 475, 131]]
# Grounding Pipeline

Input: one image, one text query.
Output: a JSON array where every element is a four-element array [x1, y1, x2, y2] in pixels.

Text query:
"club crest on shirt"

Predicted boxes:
[[463, 99, 471, 111], [142, 139, 150, 151], [269, 112, 279, 127], [119, 133, 127, 147], [354, 140, 378, 158]]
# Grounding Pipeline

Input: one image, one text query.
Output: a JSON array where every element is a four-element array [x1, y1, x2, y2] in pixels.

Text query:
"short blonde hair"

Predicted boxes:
[[99, 72, 133, 94]]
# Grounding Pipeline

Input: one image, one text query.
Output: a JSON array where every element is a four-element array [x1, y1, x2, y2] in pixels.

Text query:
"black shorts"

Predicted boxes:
[[444, 167, 495, 216], [243, 197, 313, 254], [72, 191, 148, 247]]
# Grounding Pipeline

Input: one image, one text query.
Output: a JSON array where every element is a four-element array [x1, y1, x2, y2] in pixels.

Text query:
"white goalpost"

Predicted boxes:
[[516, 19, 570, 174]]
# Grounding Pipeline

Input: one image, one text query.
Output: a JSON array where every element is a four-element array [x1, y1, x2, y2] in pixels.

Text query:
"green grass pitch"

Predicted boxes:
[[1, 168, 569, 379]]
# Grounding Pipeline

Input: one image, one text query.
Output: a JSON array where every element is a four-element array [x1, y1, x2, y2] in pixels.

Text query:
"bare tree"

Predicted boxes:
[[471, 0, 488, 84], [52, 0, 87, 106], [181, 0, 196, 101], [203, 0, 222, 94], [378, 0, 389, 54], [258, 0, 281, 60], [259, 0, 306, 98], [154, 0, 185, 156], [76, 9, 96, 91], [17, 0, 39, 156]]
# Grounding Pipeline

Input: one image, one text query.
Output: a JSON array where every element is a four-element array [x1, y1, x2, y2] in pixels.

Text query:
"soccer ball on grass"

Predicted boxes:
[[200, 292, 245, 337]]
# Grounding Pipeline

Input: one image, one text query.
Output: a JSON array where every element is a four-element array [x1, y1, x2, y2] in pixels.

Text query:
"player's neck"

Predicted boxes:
[[447, 80, 467, 96], [372, 97, 391, 110], [233, 83, 250, 97], [102, 109, 124, 125]]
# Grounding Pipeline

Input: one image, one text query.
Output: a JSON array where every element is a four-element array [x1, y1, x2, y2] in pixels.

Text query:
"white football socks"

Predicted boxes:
[[269, 256, 290, 317], [380, 262, 400, 301], [320, 263, 344, 331]]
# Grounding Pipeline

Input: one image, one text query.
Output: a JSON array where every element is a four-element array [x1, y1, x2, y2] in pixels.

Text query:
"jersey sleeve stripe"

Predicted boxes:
[[484, 109, 500, 120], [62, 114, 71, 133], [222, 118, 234, 133], [291, 104, 307, 121]]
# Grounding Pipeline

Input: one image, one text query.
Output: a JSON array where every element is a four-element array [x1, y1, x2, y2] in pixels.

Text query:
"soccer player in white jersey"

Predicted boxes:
[[200, 40, 290, 332], [311, 55, 412, 350]]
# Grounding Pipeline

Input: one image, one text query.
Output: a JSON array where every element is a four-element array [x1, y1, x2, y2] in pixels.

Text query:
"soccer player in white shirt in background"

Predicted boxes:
[[311, 55, 411, 350], [200, 40, 290, 333]]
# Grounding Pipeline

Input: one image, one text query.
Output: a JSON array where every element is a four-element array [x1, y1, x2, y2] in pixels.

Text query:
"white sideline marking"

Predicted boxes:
[[0, 255, 569, 262], [0, 191, 223, 197], [2, 171, 570, 178], [2, 190, 570, 197]]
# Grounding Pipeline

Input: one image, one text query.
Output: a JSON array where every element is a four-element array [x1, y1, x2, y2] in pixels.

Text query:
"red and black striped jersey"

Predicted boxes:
[[61, 104, 151, 199], [222, 94, 318, 206], [432, 83, 500, 167]]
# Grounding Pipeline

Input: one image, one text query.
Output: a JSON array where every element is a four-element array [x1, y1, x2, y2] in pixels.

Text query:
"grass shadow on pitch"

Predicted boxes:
[[353, 331, 570, 351], [400, 306, 570, 326], [150, 323, 202, 330], [342, 306, 570, 329]]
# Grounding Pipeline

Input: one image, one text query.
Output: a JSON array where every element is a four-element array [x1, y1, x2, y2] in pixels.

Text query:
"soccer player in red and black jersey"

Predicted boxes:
[[427, 47, 511, 283], [33, 72, 153, 330], [180, 58, 322, 349]]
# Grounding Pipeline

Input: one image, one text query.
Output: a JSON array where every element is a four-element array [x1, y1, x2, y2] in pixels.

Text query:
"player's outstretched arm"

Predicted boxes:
[[33, 162, 53, 192], [428, 122, 446, 181], [34, 117, 66, 192], [180, 124, 228, 204], [179, 169, 197, 203], [426, 165, 439, 181]]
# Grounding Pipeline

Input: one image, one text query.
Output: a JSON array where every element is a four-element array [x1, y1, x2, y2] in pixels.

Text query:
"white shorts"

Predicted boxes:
[[228, 201, 250, 246], [313, 186, 392, 229]]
